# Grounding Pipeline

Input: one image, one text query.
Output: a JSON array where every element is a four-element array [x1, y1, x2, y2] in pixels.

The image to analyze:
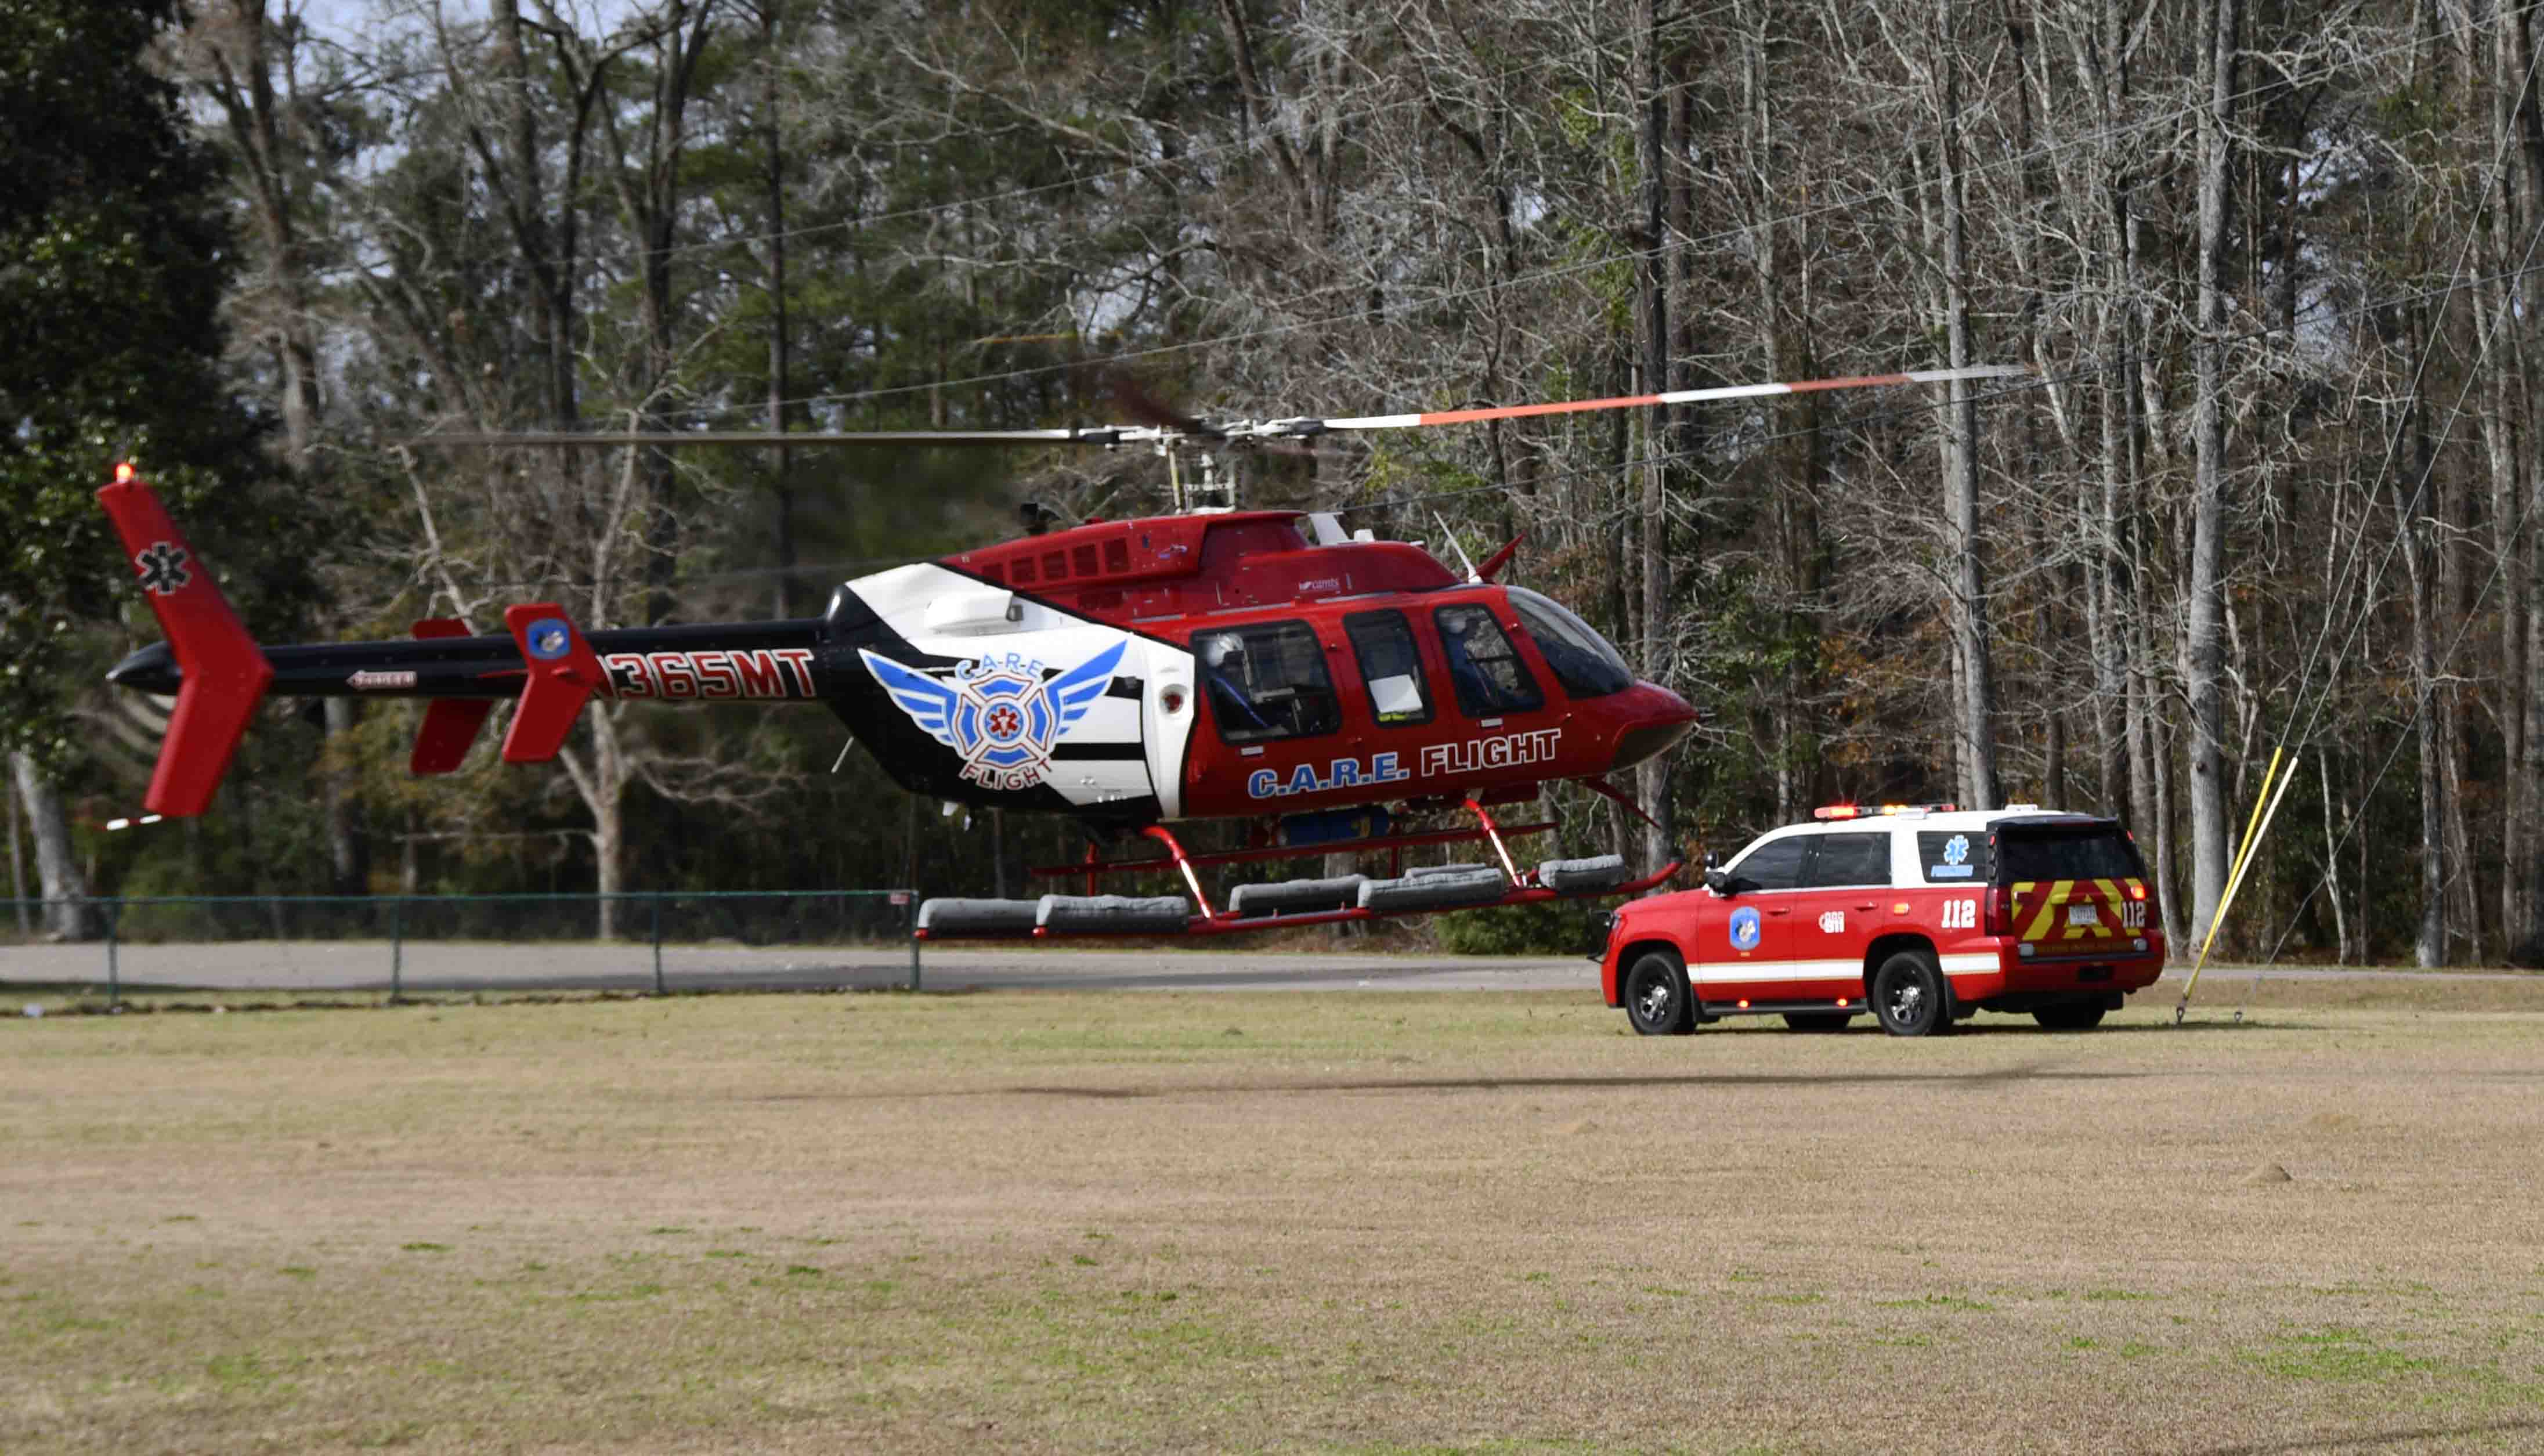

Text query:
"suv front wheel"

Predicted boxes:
[[1872, 949, 1955, 1038], [1622, 950, 1696, 1036]]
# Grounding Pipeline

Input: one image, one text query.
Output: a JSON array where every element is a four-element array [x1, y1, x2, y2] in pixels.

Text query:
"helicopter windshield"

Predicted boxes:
[[1505, 587, 1633, 698]]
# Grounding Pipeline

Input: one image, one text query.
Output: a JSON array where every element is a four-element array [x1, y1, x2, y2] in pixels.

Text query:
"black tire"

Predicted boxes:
[[2033, 999, 2108, 1031], [1622, 951, 1696, 1036], [1871, 949, 1956, 1038], [1782, 1012, 1854, 1032]]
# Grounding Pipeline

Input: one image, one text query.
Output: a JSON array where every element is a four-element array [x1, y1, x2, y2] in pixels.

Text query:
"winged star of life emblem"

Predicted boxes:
[[859, 641, 1128, 792]]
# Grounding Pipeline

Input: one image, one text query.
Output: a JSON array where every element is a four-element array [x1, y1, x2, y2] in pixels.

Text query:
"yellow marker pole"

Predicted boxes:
[[2174, 747, 2293, 1020]]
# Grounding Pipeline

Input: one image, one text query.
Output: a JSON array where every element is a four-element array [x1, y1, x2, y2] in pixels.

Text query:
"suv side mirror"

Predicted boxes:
[[1705, 869, 1734, 896]]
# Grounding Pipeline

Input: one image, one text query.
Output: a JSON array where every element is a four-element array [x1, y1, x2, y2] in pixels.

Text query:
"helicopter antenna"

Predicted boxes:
[[1433, 511, 1481, 583]]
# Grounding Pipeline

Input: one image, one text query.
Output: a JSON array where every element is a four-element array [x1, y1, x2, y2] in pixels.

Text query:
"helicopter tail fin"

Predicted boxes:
[[497, 604, 604, 763], [95, 464, 274, 818]]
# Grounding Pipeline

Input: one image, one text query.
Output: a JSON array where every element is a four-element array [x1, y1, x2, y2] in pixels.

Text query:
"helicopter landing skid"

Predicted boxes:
[[920, 801, 1682, 940]]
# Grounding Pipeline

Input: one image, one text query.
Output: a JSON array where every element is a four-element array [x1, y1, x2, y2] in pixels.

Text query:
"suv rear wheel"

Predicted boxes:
[[1622, 951, 1696, 1036], [2033, 999, 2108, 1031], [1871, 949, 1955, 1038]]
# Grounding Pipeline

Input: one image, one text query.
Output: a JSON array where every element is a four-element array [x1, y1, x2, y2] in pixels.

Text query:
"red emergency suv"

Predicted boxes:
[[1600, 805, 2165, 1036]]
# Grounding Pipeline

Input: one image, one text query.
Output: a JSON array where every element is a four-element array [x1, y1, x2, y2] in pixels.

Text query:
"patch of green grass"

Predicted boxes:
[[203, 1349, 297, 1394], [399, 1242, 447, 1253], [1873, 1294, 1995, 1313], [277, 1266, 315, 1280], [569, 1282, 666, 1304], [2240, 1327, 2440, 1382], [2084, 1288, 2155, 1302]]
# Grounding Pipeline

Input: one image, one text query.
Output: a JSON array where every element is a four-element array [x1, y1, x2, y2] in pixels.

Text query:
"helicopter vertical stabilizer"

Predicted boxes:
[[95, 464, 273, 817], [498, 604, 604, 763]]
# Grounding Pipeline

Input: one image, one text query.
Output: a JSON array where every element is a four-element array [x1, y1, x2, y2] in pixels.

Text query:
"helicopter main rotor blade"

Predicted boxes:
[[1296, 364, 2029, 436], [410, 427, 1169, 449], [409, 364, 2029, 450]]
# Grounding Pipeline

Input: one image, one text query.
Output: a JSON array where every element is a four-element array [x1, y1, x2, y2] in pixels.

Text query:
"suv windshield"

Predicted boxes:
[[1996, 824, 2144, 881]]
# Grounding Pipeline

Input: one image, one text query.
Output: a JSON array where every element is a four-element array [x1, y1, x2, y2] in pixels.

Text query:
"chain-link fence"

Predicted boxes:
[[1, 891, 921, 1000]]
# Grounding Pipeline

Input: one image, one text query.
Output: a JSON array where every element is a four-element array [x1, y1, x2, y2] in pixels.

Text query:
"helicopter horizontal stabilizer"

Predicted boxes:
[[498, 604, 604, 763], [409, 619, 495, 774], [96, 465, 273, 818]]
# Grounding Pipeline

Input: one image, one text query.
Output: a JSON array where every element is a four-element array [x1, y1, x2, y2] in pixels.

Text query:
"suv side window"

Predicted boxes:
[[1343, 610, 1433, 727], [1728, 834, 1813, 892], [1804, 832, 1891, 887], [1191, 620, 1341, 744], [1433, 603, 1544, 717], [1917, 830, 1992, 883]]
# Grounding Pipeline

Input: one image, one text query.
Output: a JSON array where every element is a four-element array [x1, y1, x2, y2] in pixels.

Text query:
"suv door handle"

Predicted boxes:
[[1855, 902, 1878, 911], [1766, 906, 1791, 916]]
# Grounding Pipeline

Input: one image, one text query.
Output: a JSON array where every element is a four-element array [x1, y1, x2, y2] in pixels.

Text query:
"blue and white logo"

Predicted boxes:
[[1931, 832, 1975, 878], [1729, 905, 1762, 952], [525, 617, 573, 661], [860, 641, 1126, 793]]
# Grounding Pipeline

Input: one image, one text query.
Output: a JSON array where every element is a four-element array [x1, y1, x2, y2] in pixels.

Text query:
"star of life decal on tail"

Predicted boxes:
[[859, 641, 1128, 793]]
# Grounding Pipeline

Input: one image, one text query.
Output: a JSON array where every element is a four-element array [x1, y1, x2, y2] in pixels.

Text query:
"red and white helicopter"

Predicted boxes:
[[98, 364, 2019, 939]]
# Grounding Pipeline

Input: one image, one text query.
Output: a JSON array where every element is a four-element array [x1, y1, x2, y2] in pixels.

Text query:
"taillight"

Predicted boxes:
[[1985, 880, 2014, 936]]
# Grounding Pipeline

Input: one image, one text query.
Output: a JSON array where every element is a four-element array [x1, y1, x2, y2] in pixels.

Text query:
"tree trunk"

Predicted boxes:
[[2184, 0, 2239, 944], [1932, 0, 1996, 810], [1633, 0, 1677, 873], [2395, 366, 2447, 969], [763, 0, 798, 620], [8, 767, 27, 937], [10, 753, 93, 941]]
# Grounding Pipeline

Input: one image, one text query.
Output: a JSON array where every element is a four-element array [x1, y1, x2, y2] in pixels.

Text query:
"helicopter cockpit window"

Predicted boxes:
[[1505, 587, 1632, 699], [1192, 621, 1341, 745], [1432, 604, 1544, 717], [1343, 610, 1434, 727]]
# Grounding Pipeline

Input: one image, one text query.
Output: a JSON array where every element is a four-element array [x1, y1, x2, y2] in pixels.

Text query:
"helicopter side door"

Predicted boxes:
[[1399, 594, 1571, 799], [1180, 617, 1356, 818]]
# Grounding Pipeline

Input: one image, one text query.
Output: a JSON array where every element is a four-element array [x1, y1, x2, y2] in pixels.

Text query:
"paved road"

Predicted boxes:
[[2, 938, 2535, 996]]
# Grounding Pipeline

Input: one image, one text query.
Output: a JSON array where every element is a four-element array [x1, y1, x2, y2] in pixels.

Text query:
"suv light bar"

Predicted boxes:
[[1811, 802, 1959, 821]]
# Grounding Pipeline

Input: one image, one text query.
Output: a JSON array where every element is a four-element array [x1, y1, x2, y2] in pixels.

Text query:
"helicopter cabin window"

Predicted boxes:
[[1506, 588, 1632, 699], [1192, 621, 1340, 745], [1432, 604, 1544, 717], [1343, 610, 1433, 727]]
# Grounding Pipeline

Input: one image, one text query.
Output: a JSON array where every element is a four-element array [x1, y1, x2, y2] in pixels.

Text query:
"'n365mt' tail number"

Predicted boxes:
[[604, 648, 816, 699]]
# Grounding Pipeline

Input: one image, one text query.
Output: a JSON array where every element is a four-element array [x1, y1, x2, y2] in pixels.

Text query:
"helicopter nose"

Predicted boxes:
[[107, 640, 181, 695], [1607, 681, 1699, 773]]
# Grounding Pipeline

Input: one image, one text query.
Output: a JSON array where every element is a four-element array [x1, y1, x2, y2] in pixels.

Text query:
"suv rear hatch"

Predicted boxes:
[[1988, 816, 2152, 956]]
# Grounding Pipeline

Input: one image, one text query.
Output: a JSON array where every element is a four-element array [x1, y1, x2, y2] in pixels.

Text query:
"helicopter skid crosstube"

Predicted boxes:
[[1024, 818, 1561, 888], [913, 860, 1682, 941]]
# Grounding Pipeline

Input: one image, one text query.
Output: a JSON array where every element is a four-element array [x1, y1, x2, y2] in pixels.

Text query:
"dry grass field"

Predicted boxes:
[[5, 976, 2544, 1454]]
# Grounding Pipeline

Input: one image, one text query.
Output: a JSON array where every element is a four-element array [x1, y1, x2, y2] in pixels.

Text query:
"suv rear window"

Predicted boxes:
[[1996, 826, 2144, 881], [1917, 830, 1990, 883]]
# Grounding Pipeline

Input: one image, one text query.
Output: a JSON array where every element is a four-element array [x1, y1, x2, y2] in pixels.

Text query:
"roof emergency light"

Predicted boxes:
[[1812, 802, 1958, 821]]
